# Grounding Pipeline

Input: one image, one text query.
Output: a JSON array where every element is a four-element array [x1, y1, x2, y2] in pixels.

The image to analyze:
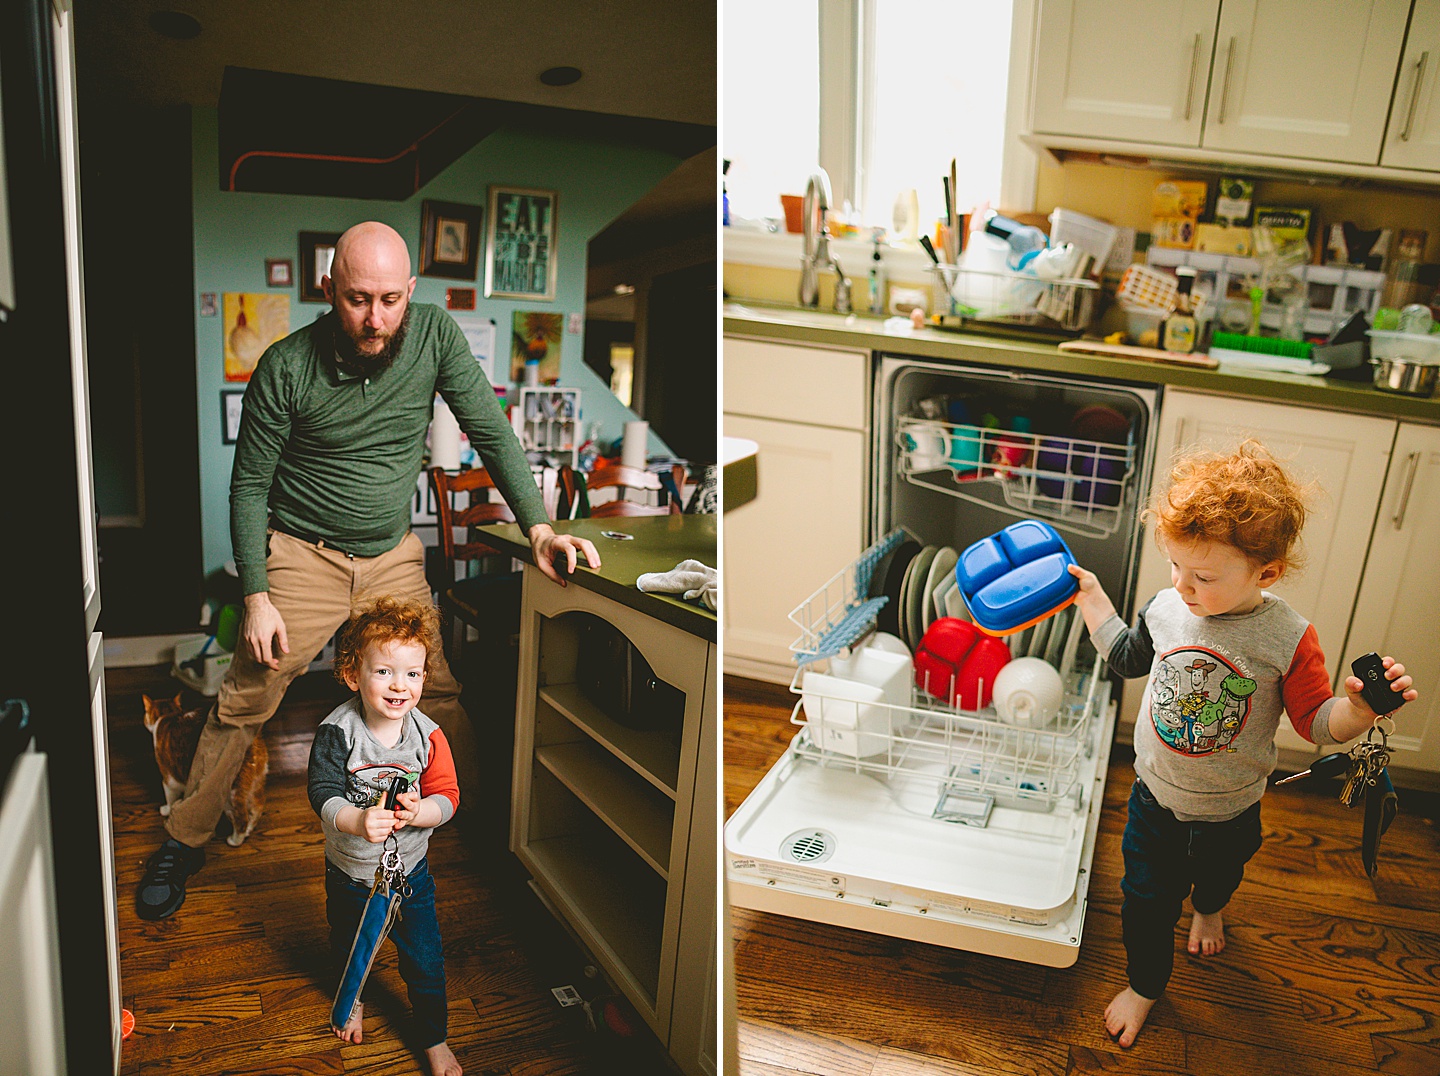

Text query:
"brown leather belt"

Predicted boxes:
[[270, 520, 357, 558]]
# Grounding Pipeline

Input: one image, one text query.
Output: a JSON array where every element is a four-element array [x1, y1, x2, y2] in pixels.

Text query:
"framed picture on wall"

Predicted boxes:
[[221, 389, 245, 444], [265, 258, 293, 287], [484, 185, 558, 301], [420, 199, 483, 280], [299, 231, 341, 302]]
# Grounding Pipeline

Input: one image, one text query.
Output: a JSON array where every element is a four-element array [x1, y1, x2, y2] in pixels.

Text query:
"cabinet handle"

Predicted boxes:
[[1184, 33, 1202, 120], [1401, 51, 1429, 142], [1217, 36, 1237, 124], [1393, 451, 1420, 530]]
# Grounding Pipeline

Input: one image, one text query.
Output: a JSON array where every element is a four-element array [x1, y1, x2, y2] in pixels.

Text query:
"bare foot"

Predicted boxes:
[[425, 1040, 462, 1076], [333, 1001, 363, 1044], [1104, 986, 1156, 1049], [1188, 909, 1225, 956]]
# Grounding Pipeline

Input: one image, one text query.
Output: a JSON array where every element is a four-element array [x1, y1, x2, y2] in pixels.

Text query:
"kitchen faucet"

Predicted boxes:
[[798, 169, 852, 313]]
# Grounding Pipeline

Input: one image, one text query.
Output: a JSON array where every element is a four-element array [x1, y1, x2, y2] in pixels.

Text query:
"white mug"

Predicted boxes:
[[903, 425, 950, 471]]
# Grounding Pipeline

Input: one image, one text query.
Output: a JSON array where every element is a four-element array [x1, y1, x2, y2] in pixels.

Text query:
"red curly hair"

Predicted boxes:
[[1145, 438, 1312, 575], [332, 595, 442, 687]]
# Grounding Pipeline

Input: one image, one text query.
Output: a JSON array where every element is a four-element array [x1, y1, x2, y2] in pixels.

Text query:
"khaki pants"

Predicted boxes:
[[165, 529, 480, 848]]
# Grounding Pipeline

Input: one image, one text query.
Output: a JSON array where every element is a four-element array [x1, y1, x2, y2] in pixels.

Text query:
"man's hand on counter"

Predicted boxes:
[[528, 523, 602, 587]]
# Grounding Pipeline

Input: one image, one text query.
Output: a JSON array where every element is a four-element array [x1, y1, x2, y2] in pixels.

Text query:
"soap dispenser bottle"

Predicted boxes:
[[868, 231, 887, 315]]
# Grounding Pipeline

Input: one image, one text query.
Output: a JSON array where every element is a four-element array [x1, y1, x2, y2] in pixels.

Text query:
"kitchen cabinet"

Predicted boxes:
[[723, 336, 870, 683], [1031, 0, 1221, 147], [1121, 389, 1396, 752], [1029, 0, 1418, 172], [484, 516, 717, 1076], [1338, 423, 1440, 777], [1380, 0, 1440, 171]]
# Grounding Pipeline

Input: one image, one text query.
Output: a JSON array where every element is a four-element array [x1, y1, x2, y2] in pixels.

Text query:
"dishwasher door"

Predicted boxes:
[[872, 355, 1160, 624]]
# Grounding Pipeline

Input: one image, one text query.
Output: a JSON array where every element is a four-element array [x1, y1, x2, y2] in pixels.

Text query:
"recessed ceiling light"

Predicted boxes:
[[149, 10, 202, 39], [539, 66, 582, 87]]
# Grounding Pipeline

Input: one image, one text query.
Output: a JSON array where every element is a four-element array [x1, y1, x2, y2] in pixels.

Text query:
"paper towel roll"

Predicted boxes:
[[622, 420, 649, 470], [430, 397, 462, 471]]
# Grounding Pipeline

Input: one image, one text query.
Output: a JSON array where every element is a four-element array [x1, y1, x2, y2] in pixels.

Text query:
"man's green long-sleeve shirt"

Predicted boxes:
[[230, 304, 547, 595]]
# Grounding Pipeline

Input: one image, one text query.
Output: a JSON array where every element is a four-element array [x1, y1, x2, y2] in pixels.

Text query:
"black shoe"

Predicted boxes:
[[136, 838, 205, 920]]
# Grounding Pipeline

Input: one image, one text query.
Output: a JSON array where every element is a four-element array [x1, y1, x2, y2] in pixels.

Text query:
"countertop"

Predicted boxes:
[[723, 301, 1440, 424], [476, 515, 717, 641]]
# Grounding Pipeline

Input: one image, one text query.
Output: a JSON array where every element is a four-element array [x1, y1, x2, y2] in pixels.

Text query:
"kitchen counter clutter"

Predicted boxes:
[[723, 301, 1440, 424], [475, 513, 716, 1076]]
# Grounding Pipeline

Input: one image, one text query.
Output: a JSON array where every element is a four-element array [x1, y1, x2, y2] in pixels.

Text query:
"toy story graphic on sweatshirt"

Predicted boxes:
[[1149, 646, 1258, 755]]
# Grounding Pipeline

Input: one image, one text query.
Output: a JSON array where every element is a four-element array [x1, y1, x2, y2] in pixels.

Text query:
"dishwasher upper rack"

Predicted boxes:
[[785, 654, 1105, 814], [895, 416, 1138, 540]]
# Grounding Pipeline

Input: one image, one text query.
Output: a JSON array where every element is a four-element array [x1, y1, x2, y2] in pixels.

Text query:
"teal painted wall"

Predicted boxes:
[[191, 107, 680, 576]]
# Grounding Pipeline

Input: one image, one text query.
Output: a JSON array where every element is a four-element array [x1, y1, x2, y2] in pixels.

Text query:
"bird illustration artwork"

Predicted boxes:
[[511, 311, 562, 381]]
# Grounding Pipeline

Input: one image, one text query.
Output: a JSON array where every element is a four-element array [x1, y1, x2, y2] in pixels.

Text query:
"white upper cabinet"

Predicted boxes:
[[1380, 0, 1440, 170], [1201, 0, 1411, 164], [1032, 0, 1221, 146]]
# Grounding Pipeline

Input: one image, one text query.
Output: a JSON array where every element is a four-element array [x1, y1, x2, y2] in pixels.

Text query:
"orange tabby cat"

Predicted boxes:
[[142, 693, 269, 847]]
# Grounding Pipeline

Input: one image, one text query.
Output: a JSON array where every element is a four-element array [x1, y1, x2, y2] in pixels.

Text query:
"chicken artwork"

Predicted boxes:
[[223, 292, 291, 382], [1149, 649, 1258, 755]]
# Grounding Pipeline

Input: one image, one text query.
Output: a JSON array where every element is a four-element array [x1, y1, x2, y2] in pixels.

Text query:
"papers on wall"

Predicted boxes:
[[452, 314, 497, 383]]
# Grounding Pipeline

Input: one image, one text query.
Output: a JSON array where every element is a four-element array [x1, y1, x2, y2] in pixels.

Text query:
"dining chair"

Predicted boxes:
[[559, 462, 687, 518], [427, 466, 520, 659]]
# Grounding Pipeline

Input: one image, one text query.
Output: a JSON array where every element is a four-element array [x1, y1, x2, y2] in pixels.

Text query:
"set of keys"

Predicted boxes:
[[1275, 719, 1393, 806]]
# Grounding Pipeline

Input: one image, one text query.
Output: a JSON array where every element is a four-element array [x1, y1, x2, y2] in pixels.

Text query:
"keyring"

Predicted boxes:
[[1368, 715, 1396, 742]]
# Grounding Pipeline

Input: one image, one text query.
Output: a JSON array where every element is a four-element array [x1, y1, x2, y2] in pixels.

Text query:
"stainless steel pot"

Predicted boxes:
[[1372, 356, 1440, 396]]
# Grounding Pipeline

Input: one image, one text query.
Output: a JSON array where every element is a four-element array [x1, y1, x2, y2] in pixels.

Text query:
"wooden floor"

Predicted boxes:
[[108, 664, 676, 1076], [724, 676, 1440, 1076]]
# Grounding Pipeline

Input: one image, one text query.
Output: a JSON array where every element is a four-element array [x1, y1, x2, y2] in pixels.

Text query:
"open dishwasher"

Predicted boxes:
[[725, 356, 1161, 966]]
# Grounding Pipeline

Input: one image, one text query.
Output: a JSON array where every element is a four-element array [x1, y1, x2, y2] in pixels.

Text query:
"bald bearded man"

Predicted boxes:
[[136, 222, 598, 920]]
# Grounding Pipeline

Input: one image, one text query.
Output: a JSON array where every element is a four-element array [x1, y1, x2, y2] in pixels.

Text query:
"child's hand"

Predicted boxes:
[[1344, 655, 1417, 717], [391, 788, 422, 831], [358, 805, 398, 843], [1067, 563, 1117, 630]]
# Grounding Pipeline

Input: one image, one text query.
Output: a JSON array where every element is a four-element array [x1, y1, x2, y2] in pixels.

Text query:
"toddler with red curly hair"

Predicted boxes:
[[307, 595, 463, 1076], [1067, 439, 1416, 1049]]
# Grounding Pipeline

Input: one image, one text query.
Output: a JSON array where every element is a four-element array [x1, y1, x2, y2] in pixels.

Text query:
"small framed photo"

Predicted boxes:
[[485, 185, 558, 301], [221, 389, 245, 445], [265, 258, 293, 288], [199, 292, 218, 317], [420, 199, 483, 280], [299, 231, 341, 302]]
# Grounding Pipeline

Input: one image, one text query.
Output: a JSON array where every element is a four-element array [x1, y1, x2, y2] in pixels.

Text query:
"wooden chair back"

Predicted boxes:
[[571, 461, 687, 516], [428, 466, 516, 576]]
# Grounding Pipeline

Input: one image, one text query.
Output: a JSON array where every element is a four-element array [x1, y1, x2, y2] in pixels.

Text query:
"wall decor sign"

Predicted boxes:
[[265, 258, 293, 287], [299, 231, 341, 302], [223, 293, 290, 382], [420, 199, 483, 280], [221, 389, 245, 444], [485, 185, 558, 301], [446, 287, 476, 310]]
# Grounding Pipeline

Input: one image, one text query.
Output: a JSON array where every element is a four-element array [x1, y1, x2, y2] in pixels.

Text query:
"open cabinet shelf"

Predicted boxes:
[[537, 682, 681, 797]]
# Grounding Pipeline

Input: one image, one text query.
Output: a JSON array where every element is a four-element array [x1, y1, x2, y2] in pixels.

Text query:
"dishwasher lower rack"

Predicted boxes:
[[896, 416, 1137, 539], [789, 655, 1105, 818]]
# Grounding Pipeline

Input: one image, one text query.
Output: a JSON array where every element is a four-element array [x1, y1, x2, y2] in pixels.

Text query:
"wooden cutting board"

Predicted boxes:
[[1058, 339, 1218, 369]]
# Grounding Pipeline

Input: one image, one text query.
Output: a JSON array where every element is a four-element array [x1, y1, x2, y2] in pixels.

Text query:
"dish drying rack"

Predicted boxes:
[[895, 417, 1137, 540], [931, 263, 1100, 334], [787, 530, 1104, 821]]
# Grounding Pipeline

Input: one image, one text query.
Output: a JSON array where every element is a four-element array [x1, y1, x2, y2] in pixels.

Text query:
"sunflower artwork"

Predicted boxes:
[[510, 310, 563, 383]]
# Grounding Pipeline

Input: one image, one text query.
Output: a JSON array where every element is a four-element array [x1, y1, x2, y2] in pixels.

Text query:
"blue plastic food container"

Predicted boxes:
[[955, 519, 1079, 636]]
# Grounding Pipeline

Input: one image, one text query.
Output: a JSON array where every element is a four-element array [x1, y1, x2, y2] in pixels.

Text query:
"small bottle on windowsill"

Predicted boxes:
[[1162, 267, 1198, 353]]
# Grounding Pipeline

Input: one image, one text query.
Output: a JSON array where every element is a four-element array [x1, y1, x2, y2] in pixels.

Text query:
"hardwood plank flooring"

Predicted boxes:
[[107, 664, 677, 1075], [723, 676, 1440, 1076]]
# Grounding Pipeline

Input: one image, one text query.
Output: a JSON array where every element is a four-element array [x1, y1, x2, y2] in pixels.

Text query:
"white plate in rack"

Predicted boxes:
[[905, 546, 939, 648]]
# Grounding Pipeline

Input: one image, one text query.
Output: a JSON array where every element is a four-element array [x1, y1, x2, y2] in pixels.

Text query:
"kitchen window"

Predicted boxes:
[[724, 0, 1019, 230]]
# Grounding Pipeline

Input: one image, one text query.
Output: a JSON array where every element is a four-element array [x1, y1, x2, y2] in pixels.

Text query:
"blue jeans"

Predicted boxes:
[[1120, 778, 1263, 1000], [326, 857, 447, 1047]]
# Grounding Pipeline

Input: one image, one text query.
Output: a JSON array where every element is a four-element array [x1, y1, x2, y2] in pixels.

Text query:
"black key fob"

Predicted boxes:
[[383, 776, 405, 812], [1352, 652, 1406, 716]]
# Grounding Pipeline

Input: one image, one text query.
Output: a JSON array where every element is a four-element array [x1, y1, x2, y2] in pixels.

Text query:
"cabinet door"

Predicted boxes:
[[1340, 424, 1440, 774], [722, 414, 868, 679], [1031, 0, 1220, 146], [1124, 390, 1394, 751], [1202, 0, 1410, 164], [1380, 0, 1440, 171]]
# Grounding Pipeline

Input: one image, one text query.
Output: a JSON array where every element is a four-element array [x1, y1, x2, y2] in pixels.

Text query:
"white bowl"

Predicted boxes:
[[1367, 329, 1440, 363], [992, 657, 1064, 729]]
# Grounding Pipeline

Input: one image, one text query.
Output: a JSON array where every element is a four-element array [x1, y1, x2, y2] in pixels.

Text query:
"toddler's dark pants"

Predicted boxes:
[[326, 857, 447, 1047], [1121, 778, 1263, 1000]]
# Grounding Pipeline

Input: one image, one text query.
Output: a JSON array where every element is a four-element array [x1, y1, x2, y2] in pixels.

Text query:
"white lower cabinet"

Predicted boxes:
[[509, 567, 716, 1075], [1122, 389, 1396, 753], [723, 336, 870, 682], [1339, 423, 1440, 778]]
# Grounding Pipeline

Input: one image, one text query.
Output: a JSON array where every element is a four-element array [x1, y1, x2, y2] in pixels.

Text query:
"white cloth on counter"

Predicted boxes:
[[637, 559, 717, 610]]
